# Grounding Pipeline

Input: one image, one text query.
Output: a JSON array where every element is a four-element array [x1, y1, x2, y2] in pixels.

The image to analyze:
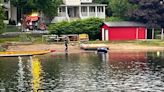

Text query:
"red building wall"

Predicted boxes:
[[100, 24, 146, 41]]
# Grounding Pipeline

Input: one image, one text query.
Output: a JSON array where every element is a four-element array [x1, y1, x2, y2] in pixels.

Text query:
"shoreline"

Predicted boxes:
[[6, 43, 164, 53]]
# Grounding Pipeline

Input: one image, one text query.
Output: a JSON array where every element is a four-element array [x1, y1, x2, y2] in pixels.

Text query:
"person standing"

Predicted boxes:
[[64, 36, 69, 52]]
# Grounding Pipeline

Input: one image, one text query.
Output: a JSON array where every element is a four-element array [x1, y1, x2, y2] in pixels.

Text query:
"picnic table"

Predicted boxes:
[[42, 35, 59, 42]]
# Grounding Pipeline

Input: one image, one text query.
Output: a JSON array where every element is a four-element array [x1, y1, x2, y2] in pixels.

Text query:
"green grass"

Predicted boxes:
[[1, 36, 164, 47], [84, 40, 164, 47], [136, 40, 164, 46], [0, 37, 43, 44], [0, 37, 20, 43]]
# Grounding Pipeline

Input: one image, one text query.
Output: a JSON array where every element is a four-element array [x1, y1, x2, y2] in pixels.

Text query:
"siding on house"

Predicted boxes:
[[52, 0, 106, 23], [1, 0, 17, 24]]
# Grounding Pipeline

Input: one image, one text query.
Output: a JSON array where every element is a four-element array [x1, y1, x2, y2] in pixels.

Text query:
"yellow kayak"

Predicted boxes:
[[0, 50, 55, 57]]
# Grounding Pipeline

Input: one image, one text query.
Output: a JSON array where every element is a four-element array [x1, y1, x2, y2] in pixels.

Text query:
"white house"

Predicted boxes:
[[1, 0, 17, 24], [52, 0, 107, 23]]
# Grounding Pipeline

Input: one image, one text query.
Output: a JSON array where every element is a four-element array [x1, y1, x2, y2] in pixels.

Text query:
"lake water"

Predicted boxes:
[[0, 51, 164, 92]]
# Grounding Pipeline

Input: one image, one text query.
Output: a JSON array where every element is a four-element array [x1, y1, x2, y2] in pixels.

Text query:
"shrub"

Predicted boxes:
[[19, 34, 34, 42], [0, 5, 5, 34], [105, 16, 124, 22], [48, 18, 103, 40]]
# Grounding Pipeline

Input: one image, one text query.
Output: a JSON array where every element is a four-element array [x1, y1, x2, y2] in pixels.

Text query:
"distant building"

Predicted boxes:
[[1, 0, 17, 24], [52, 0, 107, 23], [100, 22, 146, 41]]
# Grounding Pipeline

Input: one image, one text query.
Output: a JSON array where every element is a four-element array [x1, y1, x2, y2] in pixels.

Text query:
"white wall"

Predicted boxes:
[[63, 0, 81, 5], [81, 0, 92, 3], [11, 5, 17, 23]]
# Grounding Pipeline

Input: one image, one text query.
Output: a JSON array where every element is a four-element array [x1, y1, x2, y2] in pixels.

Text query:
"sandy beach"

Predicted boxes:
[[6, 43, 164, 53]]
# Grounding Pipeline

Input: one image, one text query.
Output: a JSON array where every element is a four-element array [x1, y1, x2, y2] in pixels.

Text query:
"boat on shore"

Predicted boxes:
[[97, 47, 108, 53], [0, 50, 55, 57], [80, 44, 109, 50]]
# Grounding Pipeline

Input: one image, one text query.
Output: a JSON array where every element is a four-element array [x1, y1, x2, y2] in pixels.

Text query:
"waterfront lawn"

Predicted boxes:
[[1, 36, 164, 47], [0, 37, 42, 44], [87, 40, 164, 47]]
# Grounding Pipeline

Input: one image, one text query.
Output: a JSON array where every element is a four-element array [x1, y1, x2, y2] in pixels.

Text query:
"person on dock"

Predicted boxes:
[[64, 36, 69, 52]]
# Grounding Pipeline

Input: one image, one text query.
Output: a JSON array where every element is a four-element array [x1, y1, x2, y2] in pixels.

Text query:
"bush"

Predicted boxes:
[[19, 34, 34, 42], [105, 16, 124, 22], [48, 18, 103, 40], [0, 5, 5, 34]]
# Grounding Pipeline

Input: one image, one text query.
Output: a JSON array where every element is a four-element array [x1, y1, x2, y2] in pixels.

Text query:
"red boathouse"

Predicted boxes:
[[100, 22, 146, 41]]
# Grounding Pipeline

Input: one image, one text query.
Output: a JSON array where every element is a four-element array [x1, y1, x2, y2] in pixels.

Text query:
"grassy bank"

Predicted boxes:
[[0, 37, 42, 44], [87, 40, 164, 47], [1, 36, 164, 47]]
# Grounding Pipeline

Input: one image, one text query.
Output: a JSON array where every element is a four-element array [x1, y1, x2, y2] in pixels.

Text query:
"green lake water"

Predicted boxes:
[[0, 51, 164, 92]]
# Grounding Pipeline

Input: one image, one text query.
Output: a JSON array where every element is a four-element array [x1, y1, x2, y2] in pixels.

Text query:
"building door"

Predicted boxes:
[[147, 29, 152, 39], [68, 7, 79, 18], [68, 7, 73, 17]]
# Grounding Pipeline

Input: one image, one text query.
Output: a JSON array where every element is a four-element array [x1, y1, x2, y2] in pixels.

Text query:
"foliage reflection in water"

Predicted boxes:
[[0, 51, 164, 91]]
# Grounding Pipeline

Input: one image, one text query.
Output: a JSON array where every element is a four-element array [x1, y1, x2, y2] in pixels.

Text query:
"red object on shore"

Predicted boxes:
[[50, 50, 56, 52], [26, 16, 39, 21], [100, 22, 146, 41]]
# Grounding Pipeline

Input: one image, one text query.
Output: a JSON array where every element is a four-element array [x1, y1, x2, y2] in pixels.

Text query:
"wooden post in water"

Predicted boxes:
[[161, 28, 164, 40], [152, 28, 154, 39]]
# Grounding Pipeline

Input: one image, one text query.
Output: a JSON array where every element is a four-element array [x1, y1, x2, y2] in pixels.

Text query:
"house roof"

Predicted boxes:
[[104, 21, 146, 27]]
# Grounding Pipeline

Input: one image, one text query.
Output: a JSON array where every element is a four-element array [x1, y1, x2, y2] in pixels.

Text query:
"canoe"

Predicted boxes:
[[0, 50, 55, 57], [80, 44, 109, 50]]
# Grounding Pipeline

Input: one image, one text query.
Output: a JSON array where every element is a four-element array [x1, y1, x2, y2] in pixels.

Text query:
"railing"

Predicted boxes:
[[59, 12, 66, 16], [81, 12, 88, 16], [42, 35, 59, 42], [66, 13, 70, 22]]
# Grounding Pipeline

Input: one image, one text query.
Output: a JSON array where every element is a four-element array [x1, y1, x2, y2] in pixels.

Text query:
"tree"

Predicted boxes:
[[10, 0, 61, 20], [36, 0, 61, 18], [93, 0, 109, 4], [108, 0, 135, 19], [0, 2, 5, 34], [128, 0, 164, 28]]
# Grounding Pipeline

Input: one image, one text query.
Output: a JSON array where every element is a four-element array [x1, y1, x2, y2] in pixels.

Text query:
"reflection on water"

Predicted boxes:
[[17, 56, 25, 91], [0, 51, 164, 91], [30, 56, 42, 92]]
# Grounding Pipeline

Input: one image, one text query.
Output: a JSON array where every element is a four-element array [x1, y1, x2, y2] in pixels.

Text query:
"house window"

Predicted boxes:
[[89, 7, 95, 12], [4, 0, 9, 3], [81, 7, 87, 12], [4, 11, 9, 20], [59, 7, 65, 12], [98, 6, 103, 12]]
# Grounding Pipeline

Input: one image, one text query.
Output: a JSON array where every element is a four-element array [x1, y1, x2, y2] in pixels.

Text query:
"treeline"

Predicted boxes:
[[48, 18, 103, 40], [0, 0, 5, 34], [94, 0, 164, 28], [10, 0, 61, 21]]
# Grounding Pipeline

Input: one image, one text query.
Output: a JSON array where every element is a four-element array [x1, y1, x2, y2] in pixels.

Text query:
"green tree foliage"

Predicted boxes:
[[93, 0, 109, 4], [48, 18, 103, 40], [108, 0, 135, 19], [36, 0, 61, 17], [10, 0, 61, 17], [128, 0, 164, 28], [105, 16, 124, 21], [0, 3, 4, 34]]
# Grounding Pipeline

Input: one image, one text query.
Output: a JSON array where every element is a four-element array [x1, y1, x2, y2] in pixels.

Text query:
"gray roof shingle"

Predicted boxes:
[[104, 21, 146, 27]]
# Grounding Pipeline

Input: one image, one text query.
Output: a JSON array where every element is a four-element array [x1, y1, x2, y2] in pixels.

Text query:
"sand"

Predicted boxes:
[[6, 43, 164, 53]]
